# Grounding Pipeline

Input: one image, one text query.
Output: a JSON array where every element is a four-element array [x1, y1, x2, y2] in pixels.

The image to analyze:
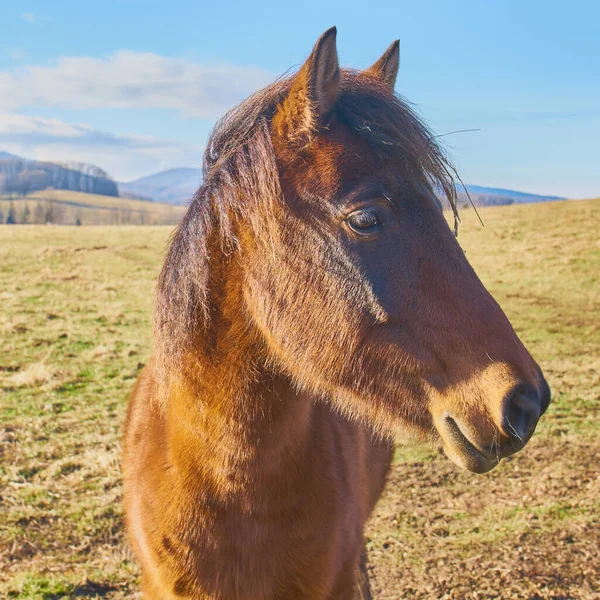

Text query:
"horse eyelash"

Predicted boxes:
[[382, 193, 398, 212]]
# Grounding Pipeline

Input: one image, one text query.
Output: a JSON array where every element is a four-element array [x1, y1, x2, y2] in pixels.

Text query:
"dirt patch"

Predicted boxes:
[[366, 439, 600, 599]]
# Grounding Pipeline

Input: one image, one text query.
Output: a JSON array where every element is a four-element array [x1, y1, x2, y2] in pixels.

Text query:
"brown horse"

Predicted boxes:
[[123, 28, 550, 599]]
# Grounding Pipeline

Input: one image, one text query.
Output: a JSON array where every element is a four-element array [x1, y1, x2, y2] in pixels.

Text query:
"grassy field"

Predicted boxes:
[[0, 199, 598, 599], [1, 190, 186, 226]]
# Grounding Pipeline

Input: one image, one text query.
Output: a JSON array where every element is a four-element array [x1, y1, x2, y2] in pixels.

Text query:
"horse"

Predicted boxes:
[[122, 27, 551, 599]]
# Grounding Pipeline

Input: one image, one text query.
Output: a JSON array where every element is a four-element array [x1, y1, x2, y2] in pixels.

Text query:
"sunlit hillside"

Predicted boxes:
[[0, 189, 187, 226]]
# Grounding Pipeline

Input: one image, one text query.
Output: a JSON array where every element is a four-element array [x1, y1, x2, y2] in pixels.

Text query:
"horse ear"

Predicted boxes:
[[365, 40, 400, 90], [273, 26, 341, 144]]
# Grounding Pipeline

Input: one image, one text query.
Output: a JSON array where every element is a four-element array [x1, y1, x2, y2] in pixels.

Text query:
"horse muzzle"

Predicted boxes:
[[433, 377, 551, 474]]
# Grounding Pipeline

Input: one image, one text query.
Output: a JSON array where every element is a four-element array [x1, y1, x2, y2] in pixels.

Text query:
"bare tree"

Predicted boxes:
[[6, 202, 17, 224], [16, 170, 47, 196], [45, 200, 54, 224], [34, 201, 45, 224]]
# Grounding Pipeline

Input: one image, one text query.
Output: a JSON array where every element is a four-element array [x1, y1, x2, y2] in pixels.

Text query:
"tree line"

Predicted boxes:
[[0, 200, 74, 225], [0, 199, 183, 226]]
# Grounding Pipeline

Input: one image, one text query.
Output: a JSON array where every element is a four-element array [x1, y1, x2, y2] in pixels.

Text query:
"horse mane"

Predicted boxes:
[[154, 71, 459, 385]]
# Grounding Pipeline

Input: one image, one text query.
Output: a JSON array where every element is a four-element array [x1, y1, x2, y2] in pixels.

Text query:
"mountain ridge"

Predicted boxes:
[[118, 168, 201, 204], [0, 154, 118, 197], [462, 185, 564, 204]]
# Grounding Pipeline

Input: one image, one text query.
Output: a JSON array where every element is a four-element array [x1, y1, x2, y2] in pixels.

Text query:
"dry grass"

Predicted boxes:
[[4, 362, 56, 389], [0, 199, 598, 599]]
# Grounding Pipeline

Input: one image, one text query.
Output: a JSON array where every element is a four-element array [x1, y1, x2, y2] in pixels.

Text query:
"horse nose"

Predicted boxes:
[[539, 375, 551, 416], [501, 384, 543, 450]]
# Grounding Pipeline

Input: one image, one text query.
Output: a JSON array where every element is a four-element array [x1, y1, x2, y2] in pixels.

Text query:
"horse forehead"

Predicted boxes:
[[287, 128, 384, 199]]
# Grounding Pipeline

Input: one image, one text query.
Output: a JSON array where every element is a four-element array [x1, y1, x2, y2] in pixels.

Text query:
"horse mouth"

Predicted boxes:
[[437, 414, 499, 474]]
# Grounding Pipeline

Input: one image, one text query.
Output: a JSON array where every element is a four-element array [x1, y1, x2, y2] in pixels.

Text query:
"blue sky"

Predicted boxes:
[[0, 0, 598, 197]]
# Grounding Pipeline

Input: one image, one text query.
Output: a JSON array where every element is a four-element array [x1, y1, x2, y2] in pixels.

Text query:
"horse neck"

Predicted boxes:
[[164, 328, 315, 498]]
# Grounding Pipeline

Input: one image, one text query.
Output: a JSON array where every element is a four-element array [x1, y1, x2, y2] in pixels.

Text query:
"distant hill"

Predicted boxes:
[[119, 168, 202, 205], [0, 151, 21, 160], [0, 154, 118, 197], [462, 185, 565, 207]]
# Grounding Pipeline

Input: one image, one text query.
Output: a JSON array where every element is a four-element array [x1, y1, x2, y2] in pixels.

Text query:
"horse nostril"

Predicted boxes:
[[502, 386, 541, 445]]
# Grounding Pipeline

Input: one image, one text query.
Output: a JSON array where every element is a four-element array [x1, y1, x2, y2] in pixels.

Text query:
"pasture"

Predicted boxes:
[[0, 198, 598, 599]]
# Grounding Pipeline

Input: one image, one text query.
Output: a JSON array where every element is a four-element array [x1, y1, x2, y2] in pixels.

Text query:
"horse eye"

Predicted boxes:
[[346, 210, 382, 235]]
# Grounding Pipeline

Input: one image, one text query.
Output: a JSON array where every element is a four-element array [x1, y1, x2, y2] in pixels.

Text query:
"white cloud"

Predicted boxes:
[[21, 12, 50, 24], [0, 114, 203, 181], [0, 52, 272, 118]]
